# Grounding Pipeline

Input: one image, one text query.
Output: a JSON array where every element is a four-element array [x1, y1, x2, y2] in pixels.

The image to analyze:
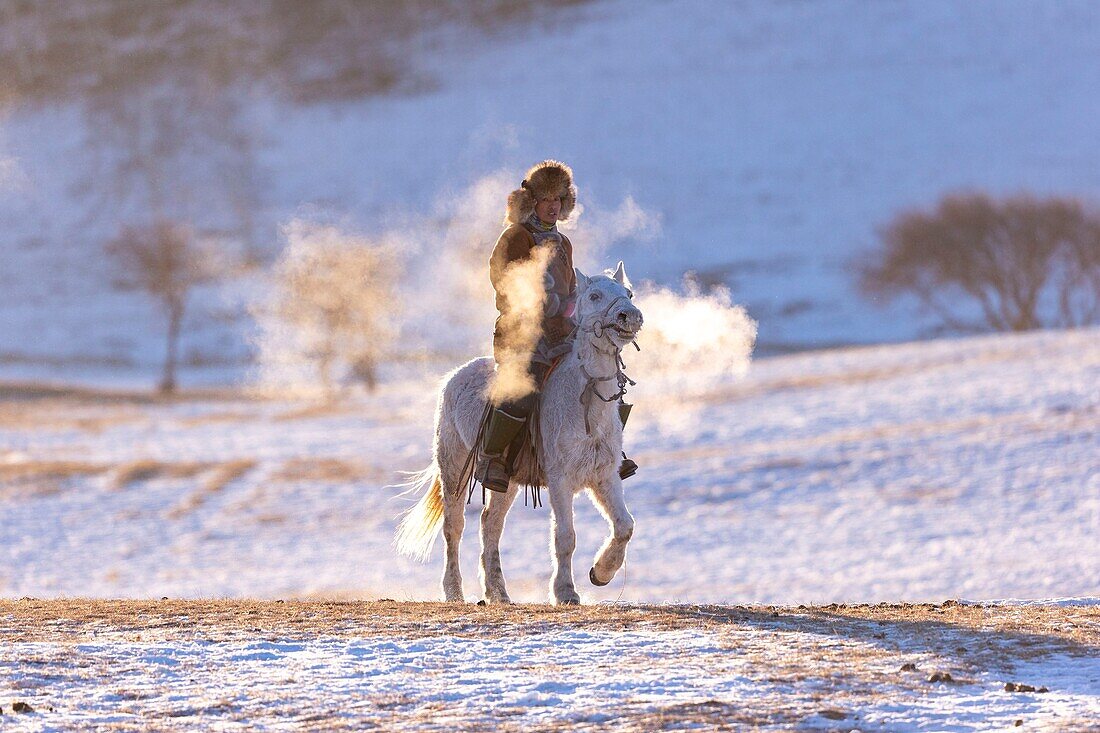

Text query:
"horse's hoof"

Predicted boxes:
[[589, 567, 610, 587], [556, 597, 581, 606], [476, 599, 487, 606]]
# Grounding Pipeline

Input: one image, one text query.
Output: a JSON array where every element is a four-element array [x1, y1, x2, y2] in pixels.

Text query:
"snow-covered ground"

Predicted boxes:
[[2, 302, 1096, 731], [2, 4, 1098, 725], [2, 327, 1096, 604], [1, 601, 1097, 731]]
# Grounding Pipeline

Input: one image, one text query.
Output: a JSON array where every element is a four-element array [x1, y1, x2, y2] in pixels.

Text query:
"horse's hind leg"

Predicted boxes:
[[479, 482, 519, 604], [588, 478, 635, 587], [439, 430, 467, 602]]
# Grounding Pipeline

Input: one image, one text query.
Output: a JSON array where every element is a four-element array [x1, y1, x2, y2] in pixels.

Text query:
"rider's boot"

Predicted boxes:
[[475, 408, 527, 493], [618, 401, 638, 481]]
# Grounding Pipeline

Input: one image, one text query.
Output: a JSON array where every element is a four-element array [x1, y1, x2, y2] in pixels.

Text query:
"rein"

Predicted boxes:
[[577, 295, 639, 434]]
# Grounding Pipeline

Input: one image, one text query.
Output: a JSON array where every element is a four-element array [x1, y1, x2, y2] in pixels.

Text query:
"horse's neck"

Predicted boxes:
[[565, 337, 618, 381], [558, 339, 621, 426]]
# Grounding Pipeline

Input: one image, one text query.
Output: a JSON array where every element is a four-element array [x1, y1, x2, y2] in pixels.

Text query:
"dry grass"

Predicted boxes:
[[0, 460, 110, 498], [165, 459, 257, 518], [0, 460, 108, 482], [0, 401, 147, 432], [0, 381, 262, 432], [203, 459, 257, 493], [272, 400, 413, 426], [0, 381, 246, 406], [269, 457, 383, 484], [273, 402, 357, 421], [0, 599, 1094, 649], [175, 410, 257, 428], [0, 455, 258, 504], [110, 459, 212, 491]]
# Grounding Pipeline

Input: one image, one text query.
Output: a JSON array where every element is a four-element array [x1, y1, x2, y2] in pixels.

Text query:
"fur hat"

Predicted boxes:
[[504, 160, 577, 225]]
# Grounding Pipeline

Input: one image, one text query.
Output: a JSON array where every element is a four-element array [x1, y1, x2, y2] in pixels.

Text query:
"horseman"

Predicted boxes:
[[476, 160, 637, 493]]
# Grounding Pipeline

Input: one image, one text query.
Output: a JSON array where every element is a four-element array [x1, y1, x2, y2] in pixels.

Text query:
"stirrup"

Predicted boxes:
[[618, 452, 638, 481]]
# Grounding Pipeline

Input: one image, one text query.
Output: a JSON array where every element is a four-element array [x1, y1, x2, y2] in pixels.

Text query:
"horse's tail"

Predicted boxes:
[[393, 463, 444, 562]]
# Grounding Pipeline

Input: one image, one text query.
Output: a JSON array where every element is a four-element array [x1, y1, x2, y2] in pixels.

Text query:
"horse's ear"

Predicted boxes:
[[574, 267, 590, 290], [612, 261, 628, 286]]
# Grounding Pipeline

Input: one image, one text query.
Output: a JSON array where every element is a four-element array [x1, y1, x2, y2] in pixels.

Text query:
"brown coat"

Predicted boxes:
[[489, 223, 576, 362]]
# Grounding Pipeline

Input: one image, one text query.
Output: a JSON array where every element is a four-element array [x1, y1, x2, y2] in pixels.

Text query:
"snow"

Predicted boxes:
[[1, 327, 1096, 603], [1, 297, 1096, 733], [1, 603, 1097, 731], [1, 2, 1098, 727]]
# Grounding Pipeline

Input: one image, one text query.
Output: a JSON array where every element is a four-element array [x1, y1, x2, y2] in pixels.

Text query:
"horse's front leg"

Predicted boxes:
[[479, 482, 519, 604], [547, 474, 581, 605], [588, 476, 635, 587]]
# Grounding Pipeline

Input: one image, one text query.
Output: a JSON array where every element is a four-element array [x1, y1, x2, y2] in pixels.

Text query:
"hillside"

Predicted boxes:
[[2, 0, 1100, 386], [1, 327, 1096, 604]]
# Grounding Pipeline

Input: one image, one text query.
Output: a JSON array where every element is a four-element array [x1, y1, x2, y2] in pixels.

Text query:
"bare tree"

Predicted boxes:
[[83, 83, 263, 258], [859, 193, 1100, 333], [261, 224, 401, 398], [107, 220, 219, 393]]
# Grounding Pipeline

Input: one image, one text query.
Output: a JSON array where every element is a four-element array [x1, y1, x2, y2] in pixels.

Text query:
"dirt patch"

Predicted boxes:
[[0, 600, 1095, 649]]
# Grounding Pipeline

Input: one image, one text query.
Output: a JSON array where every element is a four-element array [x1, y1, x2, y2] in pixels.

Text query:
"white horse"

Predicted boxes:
[[395, 262, 643, 605]]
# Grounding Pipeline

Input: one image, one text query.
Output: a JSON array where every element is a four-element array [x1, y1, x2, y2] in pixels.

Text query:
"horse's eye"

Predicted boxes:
[[627, 290, 634, 299], [589, 292, 601, 301]]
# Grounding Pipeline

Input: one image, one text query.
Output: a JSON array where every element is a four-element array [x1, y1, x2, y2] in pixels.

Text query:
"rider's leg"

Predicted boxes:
[[476, 361, 548, 493], [475, 406, 527, 493], [618, 400, 638, 481]]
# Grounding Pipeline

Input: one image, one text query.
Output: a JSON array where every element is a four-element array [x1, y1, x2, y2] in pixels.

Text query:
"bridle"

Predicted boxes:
[[576, 293, 639, 434], [581, 294, 636, 347]]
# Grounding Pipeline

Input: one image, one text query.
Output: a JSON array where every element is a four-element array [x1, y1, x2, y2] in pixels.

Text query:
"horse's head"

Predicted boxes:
[[573, 261, 644, 351]]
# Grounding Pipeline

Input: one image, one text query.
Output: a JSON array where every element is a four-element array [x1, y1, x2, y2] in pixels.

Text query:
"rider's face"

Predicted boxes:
[[535, 195, 562, 224]]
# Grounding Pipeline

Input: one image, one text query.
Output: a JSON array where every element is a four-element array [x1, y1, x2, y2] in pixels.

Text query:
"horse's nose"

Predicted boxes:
[[618, 306, 643, 330]]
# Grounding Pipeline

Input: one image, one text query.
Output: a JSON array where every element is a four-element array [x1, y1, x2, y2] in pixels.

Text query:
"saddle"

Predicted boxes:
[[459, 349, 569, 509]]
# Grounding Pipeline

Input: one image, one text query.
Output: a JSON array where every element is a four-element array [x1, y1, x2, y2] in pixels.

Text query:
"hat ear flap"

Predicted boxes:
[[504, 188, 535, 225], [558, 183, 578, 221]]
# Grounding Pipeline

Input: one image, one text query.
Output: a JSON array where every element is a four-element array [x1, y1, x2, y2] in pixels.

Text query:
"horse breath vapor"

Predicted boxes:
[[246, 171, 754, 436], [632, 278, 757, 397], [248, 218, 400, 398]]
